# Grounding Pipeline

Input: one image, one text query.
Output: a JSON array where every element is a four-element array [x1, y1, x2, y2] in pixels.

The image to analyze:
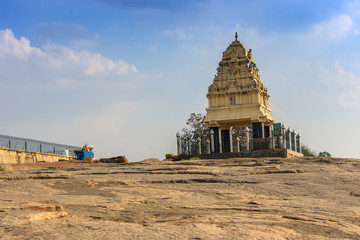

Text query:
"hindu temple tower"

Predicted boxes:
[[204, 33, 274, 153]]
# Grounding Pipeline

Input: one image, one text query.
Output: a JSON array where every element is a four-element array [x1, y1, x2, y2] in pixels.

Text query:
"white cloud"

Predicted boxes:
[[0, 29, 44, 60], [76, 50, 136, 76], [0, 28, 137, 80], [43, 44, 137, 76], [316, 61, 360, 108], [0, 28, 149, 160], [163, 28, 190, 40], [311, 14, 357, 39]]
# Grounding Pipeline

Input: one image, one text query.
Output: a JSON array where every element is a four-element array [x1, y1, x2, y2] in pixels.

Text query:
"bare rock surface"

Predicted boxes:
[[1, 157, 360, 239]]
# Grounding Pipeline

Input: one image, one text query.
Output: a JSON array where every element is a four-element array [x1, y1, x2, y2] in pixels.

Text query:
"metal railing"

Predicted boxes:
[[0, 134, 80, 157]]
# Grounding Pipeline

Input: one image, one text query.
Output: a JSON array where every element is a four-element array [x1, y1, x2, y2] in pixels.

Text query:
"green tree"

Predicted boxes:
[[181, 113, 253, 151], [182, 113, 209, 143], [301, 145, 316, 156], [318, 151, 331, 157]]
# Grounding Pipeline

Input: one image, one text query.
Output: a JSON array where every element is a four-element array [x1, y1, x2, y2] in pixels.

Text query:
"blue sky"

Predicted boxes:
[[1, 0, 360, 161]]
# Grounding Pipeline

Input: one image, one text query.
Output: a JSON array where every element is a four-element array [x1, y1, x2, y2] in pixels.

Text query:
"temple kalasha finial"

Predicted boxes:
[[235, 32, 238, 41]]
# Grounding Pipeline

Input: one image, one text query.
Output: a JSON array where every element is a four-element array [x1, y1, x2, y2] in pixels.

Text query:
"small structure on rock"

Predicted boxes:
[[205, 33, 273, 153], [176, 33, 303, 158]]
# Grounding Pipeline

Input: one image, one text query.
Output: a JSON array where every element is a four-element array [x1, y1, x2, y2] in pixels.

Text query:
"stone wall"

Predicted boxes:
[[286, 149, 303, 158], [178, 149, 303, 160], [0, 147, 66, 164]]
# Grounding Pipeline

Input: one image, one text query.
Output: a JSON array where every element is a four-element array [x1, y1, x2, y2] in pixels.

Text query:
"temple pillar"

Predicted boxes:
[[210, 129, 215, 153], [198, 137, 202, 154], [282, 124, 286, 149], [236, 137, 240, 152], [187, 136, 191, 155], [288, 128, 292, 150], [218, 128, 222, 153], [245, 127, 250, 151], [206, 139, 211, 154], [176, 132, 181, 156], [269, 126, 274, 149], [229, 127, 233, 152]]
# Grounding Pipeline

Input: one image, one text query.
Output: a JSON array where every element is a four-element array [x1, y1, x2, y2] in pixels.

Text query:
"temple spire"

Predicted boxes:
[[205, 35, 273, 130]]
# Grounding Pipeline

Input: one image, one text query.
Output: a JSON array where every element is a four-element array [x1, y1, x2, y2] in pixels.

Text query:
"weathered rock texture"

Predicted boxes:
[[1, 157, 360, 239]]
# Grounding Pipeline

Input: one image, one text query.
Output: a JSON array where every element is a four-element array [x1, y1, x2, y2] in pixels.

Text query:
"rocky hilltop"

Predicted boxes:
[[1, 157, 360, 239]]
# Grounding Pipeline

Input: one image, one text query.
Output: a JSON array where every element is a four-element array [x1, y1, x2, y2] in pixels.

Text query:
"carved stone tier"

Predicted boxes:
[[205, 34, 274, 129]]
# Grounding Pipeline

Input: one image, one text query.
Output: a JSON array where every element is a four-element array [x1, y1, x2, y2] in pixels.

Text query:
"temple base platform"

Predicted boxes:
[[177, 149, 303, 160]]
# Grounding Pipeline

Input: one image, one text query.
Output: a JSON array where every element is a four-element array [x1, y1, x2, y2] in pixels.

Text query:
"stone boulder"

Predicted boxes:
[[100, 156, 128, 163]]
